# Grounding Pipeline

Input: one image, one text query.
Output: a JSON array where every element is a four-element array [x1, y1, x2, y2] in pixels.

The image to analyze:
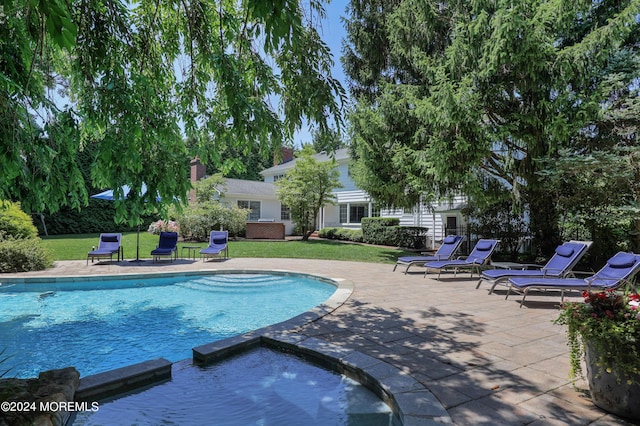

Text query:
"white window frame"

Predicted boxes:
[[238, 200, 261, 221]]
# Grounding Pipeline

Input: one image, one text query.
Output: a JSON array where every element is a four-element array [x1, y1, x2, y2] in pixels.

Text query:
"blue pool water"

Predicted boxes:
[[0, 273, 335, 379], [71, 348, 402, 426]]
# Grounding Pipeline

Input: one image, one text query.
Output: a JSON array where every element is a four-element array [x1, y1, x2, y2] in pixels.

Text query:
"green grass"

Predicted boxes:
[[40, 233, 413, 264]]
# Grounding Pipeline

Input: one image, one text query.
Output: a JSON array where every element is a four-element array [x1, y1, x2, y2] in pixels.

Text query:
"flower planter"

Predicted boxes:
[[585, 342, 640, 420]]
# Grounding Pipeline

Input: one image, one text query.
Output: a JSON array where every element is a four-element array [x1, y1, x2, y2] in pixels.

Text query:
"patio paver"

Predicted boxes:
[[3, 257, 638, 425]]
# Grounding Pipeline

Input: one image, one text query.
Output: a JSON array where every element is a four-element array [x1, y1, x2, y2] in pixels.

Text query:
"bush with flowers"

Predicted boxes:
[[555, 287, 640, 384], [147, 220, 179, 235]]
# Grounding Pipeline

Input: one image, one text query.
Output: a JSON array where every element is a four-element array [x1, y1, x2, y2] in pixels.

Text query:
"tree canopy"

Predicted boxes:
[[2, 0, 345, 226], [344, 0, 640, 254]]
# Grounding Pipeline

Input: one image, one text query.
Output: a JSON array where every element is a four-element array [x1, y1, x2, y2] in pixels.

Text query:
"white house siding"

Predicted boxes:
[[378, 196, 467, 249], [256, 149, 467, 238], [219, 178, 295, 234]]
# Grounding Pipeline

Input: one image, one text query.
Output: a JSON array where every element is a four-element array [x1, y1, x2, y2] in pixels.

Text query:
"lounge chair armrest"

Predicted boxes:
[[569, 270, 596, 278], [521, 264, 543, 270], [541, 267, 564, 276]]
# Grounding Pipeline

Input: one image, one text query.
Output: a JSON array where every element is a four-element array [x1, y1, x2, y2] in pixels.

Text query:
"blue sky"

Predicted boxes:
[[293, 0, 350, 146]]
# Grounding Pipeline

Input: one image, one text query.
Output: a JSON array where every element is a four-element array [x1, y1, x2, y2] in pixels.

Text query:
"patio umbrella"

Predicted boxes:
[[91, 183, 159, 262]]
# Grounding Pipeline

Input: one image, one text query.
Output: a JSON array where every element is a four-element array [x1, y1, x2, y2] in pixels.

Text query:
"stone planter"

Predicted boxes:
[[585, 342, 640, 420]]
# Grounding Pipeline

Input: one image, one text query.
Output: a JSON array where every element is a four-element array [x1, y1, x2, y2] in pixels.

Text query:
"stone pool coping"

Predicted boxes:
[[12, 268, 450, 425], [75, 333, 448, 426]]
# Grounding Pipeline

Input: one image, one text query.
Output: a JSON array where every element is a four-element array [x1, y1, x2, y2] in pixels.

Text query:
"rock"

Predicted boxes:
[[0, 367, 80, 426]]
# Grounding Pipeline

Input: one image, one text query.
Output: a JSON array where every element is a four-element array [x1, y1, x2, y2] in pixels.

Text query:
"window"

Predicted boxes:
[[281, 204, 291, 220], [273, 174, 285, 182], [350, 203, 368, 223], [339, 202, 375, 224], [238, 200, 261, 221], [340, 204, 347, 223]]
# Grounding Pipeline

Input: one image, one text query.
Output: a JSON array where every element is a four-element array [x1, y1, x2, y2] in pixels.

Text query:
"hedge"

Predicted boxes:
[[320, 223, 429, 249], [317, 228, 363, 242], [361, 217, 400, 246]]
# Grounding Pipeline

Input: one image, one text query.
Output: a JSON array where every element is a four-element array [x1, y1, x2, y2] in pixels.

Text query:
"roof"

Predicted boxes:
[[221, 178, 276, 197], [260, 148, 350, 176]]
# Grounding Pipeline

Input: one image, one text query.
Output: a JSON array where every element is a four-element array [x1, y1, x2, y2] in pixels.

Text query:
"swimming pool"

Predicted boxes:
[[0, 273, 336, 379]]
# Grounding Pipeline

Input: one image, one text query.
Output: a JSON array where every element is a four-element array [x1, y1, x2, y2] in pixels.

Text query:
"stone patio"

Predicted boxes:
[[2, 257, 638, 425]]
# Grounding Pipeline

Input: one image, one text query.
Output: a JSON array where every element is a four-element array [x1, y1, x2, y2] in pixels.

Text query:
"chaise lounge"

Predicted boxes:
[[200, 230, 229, 261], [87, 233, 123, 265], [476, 240, 592, 293], [507, 251, 640, 307], [393, 235, 464, 274], [423, 239, 500, 279], [151, 231, 178, 262]]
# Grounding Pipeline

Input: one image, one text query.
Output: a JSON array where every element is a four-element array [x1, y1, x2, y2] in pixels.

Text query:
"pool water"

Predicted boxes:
[[0, 274, 335, 378], [71, 347, 402, 426]]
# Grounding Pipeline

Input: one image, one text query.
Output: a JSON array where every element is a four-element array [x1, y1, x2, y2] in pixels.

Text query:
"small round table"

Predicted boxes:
[[181, 245, 202, 260]]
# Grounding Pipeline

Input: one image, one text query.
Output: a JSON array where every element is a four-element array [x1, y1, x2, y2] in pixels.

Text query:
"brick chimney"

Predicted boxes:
[[189, 157, 206, 203], [280, 147, 294, 165], [190, 157, 206, 183]]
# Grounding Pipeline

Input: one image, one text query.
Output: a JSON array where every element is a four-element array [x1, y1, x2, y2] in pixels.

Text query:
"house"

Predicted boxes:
[[191, 149, 467, 246]]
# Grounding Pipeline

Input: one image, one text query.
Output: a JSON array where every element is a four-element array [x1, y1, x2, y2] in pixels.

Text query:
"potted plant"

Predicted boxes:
[[556, 288, 640, 419]]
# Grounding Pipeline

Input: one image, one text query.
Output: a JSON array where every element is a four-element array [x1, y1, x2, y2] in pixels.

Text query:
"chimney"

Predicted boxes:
[[190, 157, 206, 183], [280, 147, 294, 165], [189, 157, 206, 203]]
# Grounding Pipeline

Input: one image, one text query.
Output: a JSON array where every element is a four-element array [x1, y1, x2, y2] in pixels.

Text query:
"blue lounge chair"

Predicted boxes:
[[423, 239, 500, 279], [476, 240, 592, 293], [507, 252, 640, 307], [393, 235, 464, 274], [87, 233, 123, 265], [200, 230, 229, 261], [151, 231, 178, 262]]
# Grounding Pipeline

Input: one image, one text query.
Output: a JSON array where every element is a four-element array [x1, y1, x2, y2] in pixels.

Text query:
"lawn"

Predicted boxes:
[[40, 232, 413, 264]]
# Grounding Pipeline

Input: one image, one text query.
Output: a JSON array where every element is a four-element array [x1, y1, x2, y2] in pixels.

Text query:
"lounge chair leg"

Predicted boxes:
[[518, 289, 531, 307], [475, 278, 483, 289], [393, 264, 398, 272]]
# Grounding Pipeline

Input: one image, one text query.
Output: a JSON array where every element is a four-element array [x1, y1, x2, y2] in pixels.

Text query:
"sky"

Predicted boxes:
[[293, 0, 350, 146]]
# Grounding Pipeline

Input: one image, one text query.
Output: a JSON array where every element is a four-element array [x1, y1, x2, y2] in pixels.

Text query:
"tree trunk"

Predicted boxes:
[[527, 187, 561, 257]]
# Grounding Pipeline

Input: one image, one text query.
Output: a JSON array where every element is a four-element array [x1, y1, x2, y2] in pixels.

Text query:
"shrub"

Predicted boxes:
[[396, 226, 430, 249], [0, 201, 38, 239], [178, 202, 249, 241], [0, 237, 53, 272], [317, 227, 363, 243], [317, 227, 338, 239], [361, 217, 400, 246], [148, 220, 179, 235]]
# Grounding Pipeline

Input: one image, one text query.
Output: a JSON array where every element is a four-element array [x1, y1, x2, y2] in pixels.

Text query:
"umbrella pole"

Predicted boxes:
[[136, 224, 140, 261], [129, 224, 144, 263]]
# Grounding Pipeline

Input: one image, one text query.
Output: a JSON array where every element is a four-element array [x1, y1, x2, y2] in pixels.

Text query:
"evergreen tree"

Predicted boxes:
[[344, 0, 640, 255]]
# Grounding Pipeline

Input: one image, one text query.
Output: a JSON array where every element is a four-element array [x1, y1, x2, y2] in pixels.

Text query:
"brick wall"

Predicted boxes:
[[245, 222, 285, 239]]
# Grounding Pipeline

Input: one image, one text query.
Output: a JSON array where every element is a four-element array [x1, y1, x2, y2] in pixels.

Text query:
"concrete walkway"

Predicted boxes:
[[3, 258, 637, 425]]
